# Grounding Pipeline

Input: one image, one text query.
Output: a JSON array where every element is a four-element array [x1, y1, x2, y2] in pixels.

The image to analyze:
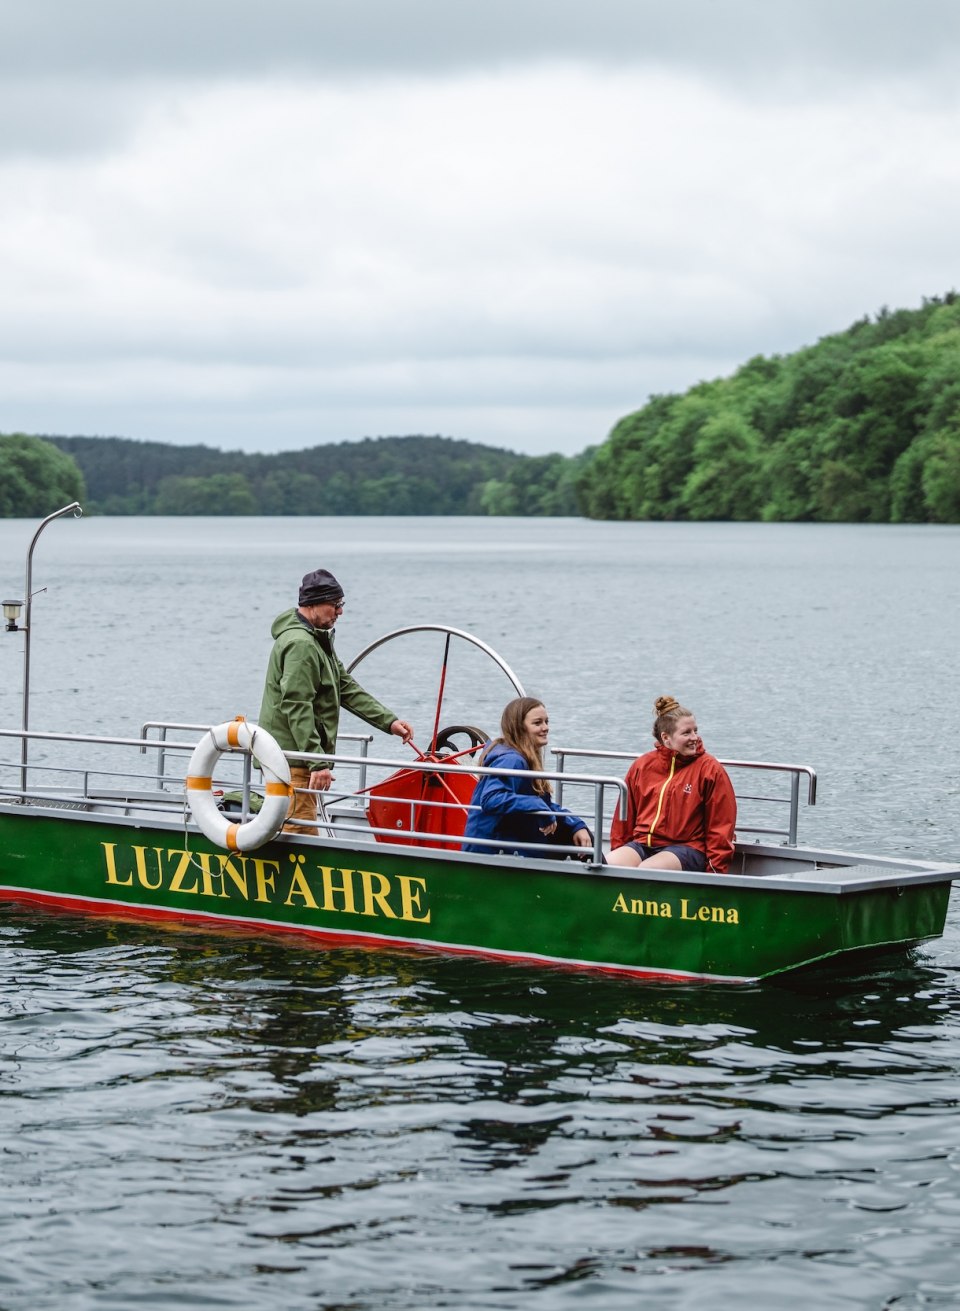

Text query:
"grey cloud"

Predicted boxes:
[[0, 79, 146, 157], [2, 0, 960, 85], [2, 1, 958, 460]]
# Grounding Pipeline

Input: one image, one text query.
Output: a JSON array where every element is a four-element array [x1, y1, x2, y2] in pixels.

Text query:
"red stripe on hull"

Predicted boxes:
[[0, 885, 749, 984]]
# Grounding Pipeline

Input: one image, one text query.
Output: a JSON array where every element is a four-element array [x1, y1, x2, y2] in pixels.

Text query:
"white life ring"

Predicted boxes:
[[186, 718, 292, 851]]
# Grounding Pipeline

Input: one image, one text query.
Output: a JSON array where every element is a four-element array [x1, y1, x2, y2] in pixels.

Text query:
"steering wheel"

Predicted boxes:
[[432, 724, 490, 759], [346, 624, 525, 761]]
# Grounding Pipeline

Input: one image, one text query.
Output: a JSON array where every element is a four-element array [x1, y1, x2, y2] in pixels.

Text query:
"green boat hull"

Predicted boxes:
[[0, 806, 951, 982]]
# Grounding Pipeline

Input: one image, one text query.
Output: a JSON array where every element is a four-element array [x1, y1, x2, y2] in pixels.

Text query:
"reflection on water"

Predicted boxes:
[[3, 517, 960, 1308], [3, 900, 960, 1310]]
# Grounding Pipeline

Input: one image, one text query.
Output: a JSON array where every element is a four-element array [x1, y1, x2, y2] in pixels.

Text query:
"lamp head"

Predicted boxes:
[[3, 599, 23, 632]]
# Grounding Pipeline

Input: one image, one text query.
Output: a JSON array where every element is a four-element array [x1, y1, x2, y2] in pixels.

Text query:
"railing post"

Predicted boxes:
[[553, 747, 567, 808], [357, 737, 370, 796], [16, 503, 83, 798], [787, 771, 801, 845], [593, 781, 604, 863], [157, 726, 169, 789], [241, 747, 253, 817]]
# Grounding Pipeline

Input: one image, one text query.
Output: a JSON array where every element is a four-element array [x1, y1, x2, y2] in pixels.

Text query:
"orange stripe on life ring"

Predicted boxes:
[[227, 722, 242, 747], [186, 775, 213, 790], [225, 823, 240, 850], [265, 781, 292, 797]]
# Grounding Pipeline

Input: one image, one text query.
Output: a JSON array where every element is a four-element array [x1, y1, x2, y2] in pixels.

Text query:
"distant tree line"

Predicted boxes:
[[4, 292, 959, 521], [27, 433, 583, 517], [576, 292, 960, 523]]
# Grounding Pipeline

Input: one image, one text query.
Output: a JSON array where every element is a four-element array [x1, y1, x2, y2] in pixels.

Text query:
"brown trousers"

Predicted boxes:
[[285, 766, 318, 834]]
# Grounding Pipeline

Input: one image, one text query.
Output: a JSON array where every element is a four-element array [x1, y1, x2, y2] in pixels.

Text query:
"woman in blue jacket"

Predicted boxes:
[[462, 697, 592, 858]]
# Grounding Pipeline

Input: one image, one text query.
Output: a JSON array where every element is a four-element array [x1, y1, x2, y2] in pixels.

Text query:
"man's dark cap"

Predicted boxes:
[[299, 568, 344, 606]]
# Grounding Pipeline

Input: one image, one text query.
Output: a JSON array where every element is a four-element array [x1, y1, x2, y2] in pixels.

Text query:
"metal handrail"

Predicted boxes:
[[285, 815, 599, 862], [4, 727, 818, 855], [137, 721, 376, 792], [0, 727, 204, 750], [550, 746, 817, 846], [0, 727, 624, 864], [1, 726, 810, 839]]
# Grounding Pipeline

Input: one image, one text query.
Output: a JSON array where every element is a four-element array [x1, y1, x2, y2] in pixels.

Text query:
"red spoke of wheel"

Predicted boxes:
[[429, 632, 452, 756]]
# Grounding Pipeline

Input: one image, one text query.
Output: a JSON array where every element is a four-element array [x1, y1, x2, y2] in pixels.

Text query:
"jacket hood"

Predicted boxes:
[[270, 607, 334, 645], [271, 608, 302, 639]]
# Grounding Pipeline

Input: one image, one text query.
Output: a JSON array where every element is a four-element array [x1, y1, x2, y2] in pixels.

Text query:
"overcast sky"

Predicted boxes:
[[2, 0, 959, 458]]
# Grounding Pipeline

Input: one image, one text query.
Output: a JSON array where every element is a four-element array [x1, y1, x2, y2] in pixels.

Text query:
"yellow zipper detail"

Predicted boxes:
[[646, 755, 675, 847]]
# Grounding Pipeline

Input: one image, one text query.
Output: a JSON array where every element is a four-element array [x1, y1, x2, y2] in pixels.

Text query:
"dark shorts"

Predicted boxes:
[[624, 841, 707, 872]]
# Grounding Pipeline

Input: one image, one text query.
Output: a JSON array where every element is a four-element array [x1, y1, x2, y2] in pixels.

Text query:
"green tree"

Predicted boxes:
[[479, 478, 520, 515], [258, 469, 323, 515], [578, 291, 960, 523], [153, 473, 257, 515], [891, 428, 960, 524], [813, 459, 873, 522], [480, 454, 581, 516], [0, 433, 86, 517], [681, 412, 763, 520], [920, 424, 960, 522]]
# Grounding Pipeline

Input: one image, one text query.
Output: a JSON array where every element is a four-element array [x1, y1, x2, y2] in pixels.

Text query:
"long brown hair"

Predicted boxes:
[[486, 696, 552, 798]]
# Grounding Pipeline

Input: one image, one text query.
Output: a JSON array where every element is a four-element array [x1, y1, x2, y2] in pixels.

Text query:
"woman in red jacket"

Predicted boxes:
[[607, 696, 737, 873]]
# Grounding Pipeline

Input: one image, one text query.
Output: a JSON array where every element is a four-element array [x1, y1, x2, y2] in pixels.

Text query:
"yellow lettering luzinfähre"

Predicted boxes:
[[285, 866, 319, 909], [318, 865, 357, 914], [250, 858, 278, 904], [168, 848, 200, 895], [102, 842, 133, 886], [215, 854, 249, 900], [99, 841, 440, 927], [132, 846, 164, 892], [360, 869, 397, 919], [396, 875, 431, 923]]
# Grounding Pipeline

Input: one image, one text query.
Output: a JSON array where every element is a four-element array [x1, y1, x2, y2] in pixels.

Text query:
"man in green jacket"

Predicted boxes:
[[258, 568, 414, 833]]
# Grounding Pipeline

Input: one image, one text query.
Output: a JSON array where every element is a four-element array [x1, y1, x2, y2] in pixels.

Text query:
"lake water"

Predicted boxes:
[[2, 516, 960, 1309]]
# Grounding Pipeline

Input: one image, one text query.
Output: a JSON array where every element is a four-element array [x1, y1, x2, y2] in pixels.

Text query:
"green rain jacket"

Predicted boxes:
[[258, 609, 398, 770]]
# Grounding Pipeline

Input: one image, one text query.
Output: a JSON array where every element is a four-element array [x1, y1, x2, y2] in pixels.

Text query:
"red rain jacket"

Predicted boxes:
[[609, 740, 737, 873]]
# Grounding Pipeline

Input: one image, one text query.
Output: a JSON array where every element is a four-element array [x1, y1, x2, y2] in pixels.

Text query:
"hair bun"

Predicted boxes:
[[655, 695, 680, 716]]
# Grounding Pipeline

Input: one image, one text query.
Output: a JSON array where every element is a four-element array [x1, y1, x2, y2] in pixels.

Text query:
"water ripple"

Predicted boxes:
[[2, 903, 960, 1310]]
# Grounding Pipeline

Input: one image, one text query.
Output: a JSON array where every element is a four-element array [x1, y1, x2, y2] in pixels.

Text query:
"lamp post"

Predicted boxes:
[[4, 502, 83, 797]]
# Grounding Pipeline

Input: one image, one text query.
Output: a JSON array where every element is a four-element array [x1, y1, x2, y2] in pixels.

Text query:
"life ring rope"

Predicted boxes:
[[186, 717, 292, 851]]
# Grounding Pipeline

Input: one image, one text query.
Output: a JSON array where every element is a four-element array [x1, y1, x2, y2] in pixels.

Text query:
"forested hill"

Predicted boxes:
[[11, 291, 960, 521], [577, 292, 960, 522], [43, 434, 583, 516]]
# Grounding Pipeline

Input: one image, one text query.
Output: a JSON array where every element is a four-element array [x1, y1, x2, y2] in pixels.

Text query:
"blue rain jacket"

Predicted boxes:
[[461, 744, 589, 858]]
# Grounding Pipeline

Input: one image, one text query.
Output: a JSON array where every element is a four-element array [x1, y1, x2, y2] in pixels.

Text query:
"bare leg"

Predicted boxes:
[[606, 845, 641, 867], [636, 849, 682, 870], [605, 846, 683, 870]]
